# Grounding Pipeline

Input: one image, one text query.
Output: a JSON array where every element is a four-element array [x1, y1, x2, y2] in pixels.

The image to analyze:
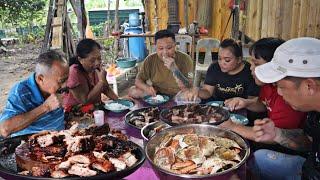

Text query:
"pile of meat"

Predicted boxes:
[[17, 124, 138, 178], [127, 107, 160, 128], [154, 133, 243, 175], [65, 113, 95, 129], [163, 104, 225, 124]]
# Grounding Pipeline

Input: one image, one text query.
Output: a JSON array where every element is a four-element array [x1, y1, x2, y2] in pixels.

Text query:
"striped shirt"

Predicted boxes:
[[0, 73, 64, 137]]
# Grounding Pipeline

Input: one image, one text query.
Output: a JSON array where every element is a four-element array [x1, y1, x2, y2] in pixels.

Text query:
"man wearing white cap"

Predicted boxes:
[[252, 37, 320, 179]]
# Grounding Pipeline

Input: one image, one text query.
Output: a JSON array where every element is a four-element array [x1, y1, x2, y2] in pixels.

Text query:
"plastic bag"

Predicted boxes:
[[174, 90, 201, 105]]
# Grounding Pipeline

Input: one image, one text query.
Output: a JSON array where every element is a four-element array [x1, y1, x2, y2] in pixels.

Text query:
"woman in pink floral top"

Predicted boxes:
[[63, 39, 118, 112]]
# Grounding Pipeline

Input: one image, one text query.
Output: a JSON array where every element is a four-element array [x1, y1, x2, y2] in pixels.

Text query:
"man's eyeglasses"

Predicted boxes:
[[56, 87, 69, 94]]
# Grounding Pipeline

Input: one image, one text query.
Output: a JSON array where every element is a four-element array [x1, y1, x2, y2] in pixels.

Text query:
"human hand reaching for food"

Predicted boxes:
[[146, 86, 157, 97], [185, 87, 199, 101], [224, 97, 248, 111]]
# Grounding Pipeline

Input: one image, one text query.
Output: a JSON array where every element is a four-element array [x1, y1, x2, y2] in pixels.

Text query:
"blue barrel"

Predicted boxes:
[[124, 27, 147, 62], [129, 13, 140, 27]]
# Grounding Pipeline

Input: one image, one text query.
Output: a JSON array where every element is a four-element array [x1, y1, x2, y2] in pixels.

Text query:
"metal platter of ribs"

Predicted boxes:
[[125, 107, 160, 129], [160, 104, 230, 126], [0, 123, 145, 179]]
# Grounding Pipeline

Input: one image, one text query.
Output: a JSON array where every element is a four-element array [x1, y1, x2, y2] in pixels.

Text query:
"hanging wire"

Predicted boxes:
[[220, 8, 235, 41]]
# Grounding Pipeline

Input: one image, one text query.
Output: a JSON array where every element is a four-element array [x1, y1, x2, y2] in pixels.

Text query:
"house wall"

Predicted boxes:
[[145, 0, 320, 41]]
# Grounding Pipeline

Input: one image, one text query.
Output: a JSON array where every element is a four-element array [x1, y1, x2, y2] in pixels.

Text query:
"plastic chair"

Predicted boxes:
[[193, 38, 220, 86], [175, 34, 192, 54]]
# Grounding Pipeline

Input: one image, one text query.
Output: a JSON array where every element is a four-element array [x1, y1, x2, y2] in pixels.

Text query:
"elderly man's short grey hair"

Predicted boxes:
[[35, 50, 67, 75]]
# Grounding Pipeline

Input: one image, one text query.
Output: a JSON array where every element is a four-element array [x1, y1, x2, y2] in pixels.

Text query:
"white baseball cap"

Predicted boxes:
[[255, 37, 320, 83]]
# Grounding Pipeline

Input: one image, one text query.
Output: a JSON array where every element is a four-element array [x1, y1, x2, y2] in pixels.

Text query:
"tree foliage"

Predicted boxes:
[[0, 0, 47, 26], [84, 0, 142, 10]]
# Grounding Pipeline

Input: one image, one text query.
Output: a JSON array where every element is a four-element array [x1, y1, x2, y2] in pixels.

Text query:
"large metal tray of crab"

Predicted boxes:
[[145, 124, 250, 179], [160, 104, 230, 126], [124, 106, 161, 130], [0, 124, 145, 180]]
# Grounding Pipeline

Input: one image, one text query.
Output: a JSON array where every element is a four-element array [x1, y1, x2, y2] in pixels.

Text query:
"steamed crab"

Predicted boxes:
[[153, 133, 243, 175]]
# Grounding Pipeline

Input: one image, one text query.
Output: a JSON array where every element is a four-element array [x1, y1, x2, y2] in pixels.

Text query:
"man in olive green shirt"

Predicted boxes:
[[129, 29, 193, 98]]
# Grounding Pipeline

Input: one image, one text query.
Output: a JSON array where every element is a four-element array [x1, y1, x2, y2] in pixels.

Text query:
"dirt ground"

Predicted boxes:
[[0, 44, 38, 113], [0, 44, 134, 114]]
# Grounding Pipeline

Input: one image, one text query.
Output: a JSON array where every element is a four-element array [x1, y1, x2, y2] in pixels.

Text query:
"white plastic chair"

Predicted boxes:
[[193, 38, 220, 86], [175, 34, 192, 54]]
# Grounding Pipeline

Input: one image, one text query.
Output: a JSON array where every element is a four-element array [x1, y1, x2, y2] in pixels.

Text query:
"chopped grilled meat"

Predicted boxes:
[[51, 170, 69, 178], [86, 123, 110, 136], [68, 154, 91, 164], [29, 131, 50, 141], [94, 136, 136, 158], [111, 129, 128, 141], [78, 136, 95, 152], [209, 113, 223, 123], [166, 105, 225, 124], [121, 152, 138, 167], [43, 145, 66, 157], [28, 138, 39, 150], [93, 151, 107, 159], [65, 135, 94, 155], [22, 123, 139, 178], [129, 107, 160, 127], [109, 158, 126, 171], [31, 166, 50, 177], [92, 160, 115, 173], [30, 149, 46, 161], [18, 171, 30, 175], [57, 160, 71, 170], [129, 116, 145, 123], [52, 135, 66, 145], [68, 164, 97, 177], [36, 134, 55, 147]]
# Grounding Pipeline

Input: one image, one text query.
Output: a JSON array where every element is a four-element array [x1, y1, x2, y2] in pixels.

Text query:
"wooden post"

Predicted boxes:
[[197, 0, 211, 28], [41, 0, 54, 53], [232, 0, 240, 40], [307, 0, 317, 37], [212, 0, 222, 38], [154, 0, 159, 32], [113, 0, 120, 62], [241, 0, 248, 44], [66, 15, 75, 58], [105, 0, 111, 37], [114, 0, 119, 32], [42, 0, 77, 59], [281, 0, 293, 40], [298, 0, 309, 37], [290, 0, 301, 38], [184, 0, 188, 28], [52, 17, 63, 49], [144, 0, 150, 32], [70, 0, 86, 39], [261, 0, 269, 38], [268, 0, 276, 37], [193, 0, 198, 21]]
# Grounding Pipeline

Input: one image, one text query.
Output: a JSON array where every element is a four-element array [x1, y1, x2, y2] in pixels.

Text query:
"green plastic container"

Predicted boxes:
[[116, 58, 137, 68]]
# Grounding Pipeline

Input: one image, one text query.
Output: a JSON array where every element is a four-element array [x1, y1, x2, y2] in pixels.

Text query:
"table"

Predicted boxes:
[[103, 99, 247, 180], [0, 100, 248, 180]]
